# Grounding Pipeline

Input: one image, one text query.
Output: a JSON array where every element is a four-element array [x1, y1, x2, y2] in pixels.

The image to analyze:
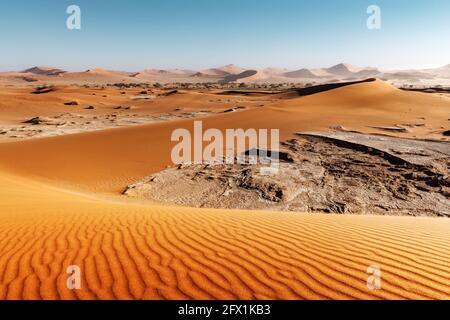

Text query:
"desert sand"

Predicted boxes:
[[0, 170, 449, 300], [0, 76, 449, 300]]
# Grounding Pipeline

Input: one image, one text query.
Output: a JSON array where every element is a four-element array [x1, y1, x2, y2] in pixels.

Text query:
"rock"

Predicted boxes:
[[370, 126, 409, 133], [165, 90, 178, 96], [64, 101, 79, 106], [32, 85, 54, 94], [330, 125, 348, 131], [23, 117, 45, 125], [23, 116, 61, 126], [123, 135, 450, 217], [130, 95, 157, 100], [23, 77, 38, 83]]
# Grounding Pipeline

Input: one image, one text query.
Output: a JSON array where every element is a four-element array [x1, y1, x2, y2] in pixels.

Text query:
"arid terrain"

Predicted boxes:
[[125, 134, 449, 216], [0, 66, 449, 300]]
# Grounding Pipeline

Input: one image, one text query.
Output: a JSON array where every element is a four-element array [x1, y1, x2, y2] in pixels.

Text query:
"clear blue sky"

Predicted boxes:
[[1, 0, 449, 71]]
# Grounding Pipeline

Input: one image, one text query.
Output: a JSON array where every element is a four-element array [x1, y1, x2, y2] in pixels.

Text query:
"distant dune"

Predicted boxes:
[[215, 64, 244, 75], [325, 63, 364, 76], [1, 63, 449, 85], [284, 68, 319, 79], [425, 64, 450, 77], [22, 66, 67, 76], [85, 68, 124, 76], [263, 67, 290, 75], [220, 70, 261, 83]]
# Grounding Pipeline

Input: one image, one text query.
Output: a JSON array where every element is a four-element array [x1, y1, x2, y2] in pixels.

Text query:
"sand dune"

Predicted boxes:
[[284, 68, 319, 79], [214, 64, 244, 75], [0, 79, 449, 300], [263, 67, 290, 75], [84, 68, 134, 77], [0, 170, 449, 300], [424, 64, 450, 77], [22, 66, 67, 76], [200, 64, 244, 77], [325, 63, 365, 77], [220, 70, 260, 83]]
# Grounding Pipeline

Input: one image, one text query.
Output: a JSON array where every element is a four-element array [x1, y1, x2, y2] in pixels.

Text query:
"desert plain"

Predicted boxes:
[[0, 65, 449, 300]]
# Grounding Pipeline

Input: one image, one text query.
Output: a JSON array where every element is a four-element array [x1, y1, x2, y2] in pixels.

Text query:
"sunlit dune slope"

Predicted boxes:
[[0, 80, 448, 193], [0, 171, 449, 300]]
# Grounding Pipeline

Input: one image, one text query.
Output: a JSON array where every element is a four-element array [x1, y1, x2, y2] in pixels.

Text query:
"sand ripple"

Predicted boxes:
[[0, 173, 449, 300]]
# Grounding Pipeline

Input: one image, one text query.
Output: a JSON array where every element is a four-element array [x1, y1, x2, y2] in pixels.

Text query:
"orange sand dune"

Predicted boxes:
[[0, 171, 449, 300]]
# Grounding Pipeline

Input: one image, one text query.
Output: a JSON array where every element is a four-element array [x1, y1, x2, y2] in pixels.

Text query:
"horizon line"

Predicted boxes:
[[2, 62, 449, 74]]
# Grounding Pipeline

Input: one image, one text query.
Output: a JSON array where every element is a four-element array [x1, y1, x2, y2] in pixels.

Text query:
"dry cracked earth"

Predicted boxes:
[[125, 133, 450, 217]]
